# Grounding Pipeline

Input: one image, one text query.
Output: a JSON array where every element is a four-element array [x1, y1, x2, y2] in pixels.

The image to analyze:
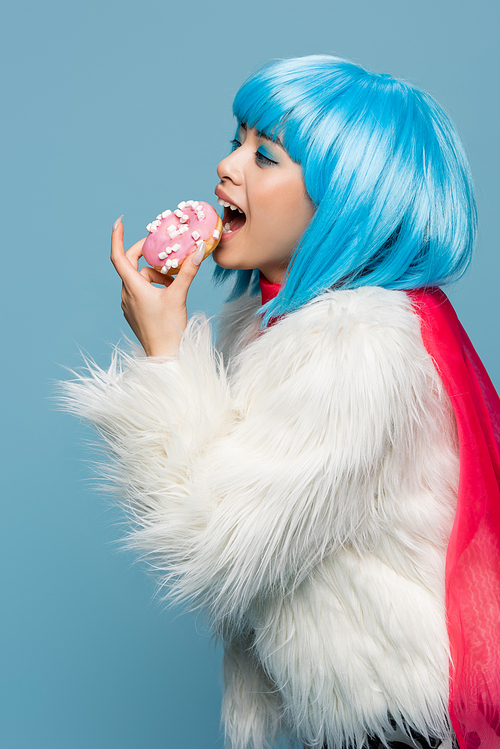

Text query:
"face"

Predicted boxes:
[[214, 124, 315, 284]]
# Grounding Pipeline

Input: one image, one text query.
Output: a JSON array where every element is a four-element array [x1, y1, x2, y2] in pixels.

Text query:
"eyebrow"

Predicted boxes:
[[239, 122, 285, 151]]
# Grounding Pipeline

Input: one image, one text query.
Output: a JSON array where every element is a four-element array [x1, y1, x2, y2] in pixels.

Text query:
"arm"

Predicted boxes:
[[62, 287, 436, 627]]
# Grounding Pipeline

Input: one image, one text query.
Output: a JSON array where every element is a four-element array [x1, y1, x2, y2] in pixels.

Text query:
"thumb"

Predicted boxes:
[[172, 241, 206, 292]]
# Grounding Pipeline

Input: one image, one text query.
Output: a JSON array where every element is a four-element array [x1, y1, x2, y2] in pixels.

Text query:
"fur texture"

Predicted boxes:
[[60, 287, 459, 749]]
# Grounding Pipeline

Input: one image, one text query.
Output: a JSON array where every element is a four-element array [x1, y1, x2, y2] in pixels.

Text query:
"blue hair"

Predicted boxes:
[[213, 55, 477, 324]]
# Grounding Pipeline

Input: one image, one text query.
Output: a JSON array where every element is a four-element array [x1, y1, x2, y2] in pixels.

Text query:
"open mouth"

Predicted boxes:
[[217, 198, 247, 236]]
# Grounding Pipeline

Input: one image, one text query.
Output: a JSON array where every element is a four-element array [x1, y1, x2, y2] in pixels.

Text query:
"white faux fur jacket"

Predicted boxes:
[[63, 286, 460, 749]]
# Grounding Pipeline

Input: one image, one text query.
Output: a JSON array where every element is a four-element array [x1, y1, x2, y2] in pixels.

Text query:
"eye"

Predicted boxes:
[[255, 148, 278, 167], [230, 138, 241, 152]]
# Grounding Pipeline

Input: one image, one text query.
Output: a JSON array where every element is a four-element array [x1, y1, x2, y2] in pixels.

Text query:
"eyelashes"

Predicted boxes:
[[256, 148, 278, 166], [229, 139, 278, 166]]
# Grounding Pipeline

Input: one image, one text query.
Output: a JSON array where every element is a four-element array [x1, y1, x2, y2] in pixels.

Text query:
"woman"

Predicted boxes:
[[62, 56, 500, 749]]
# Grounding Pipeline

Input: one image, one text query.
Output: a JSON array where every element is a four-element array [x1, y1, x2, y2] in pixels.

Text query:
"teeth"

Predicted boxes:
[[223, 223, 232, 233], [217, 197, 243, 212]]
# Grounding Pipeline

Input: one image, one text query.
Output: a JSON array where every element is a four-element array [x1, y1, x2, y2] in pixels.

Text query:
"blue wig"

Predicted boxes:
[[213, 55, 477, 324]]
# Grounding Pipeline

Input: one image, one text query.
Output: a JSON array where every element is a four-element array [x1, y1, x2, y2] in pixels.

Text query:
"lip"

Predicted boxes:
[[219, 220, 245, 243], [214, 185, 244, 213], [215, 185, 246, 242]]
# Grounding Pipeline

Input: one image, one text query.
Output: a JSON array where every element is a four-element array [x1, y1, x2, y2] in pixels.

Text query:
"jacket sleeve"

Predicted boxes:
[[61, 290, 443, 627]]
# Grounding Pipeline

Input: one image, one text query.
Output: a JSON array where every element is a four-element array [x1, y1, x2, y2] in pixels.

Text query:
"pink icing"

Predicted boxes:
[[142, 200, 221, 272]]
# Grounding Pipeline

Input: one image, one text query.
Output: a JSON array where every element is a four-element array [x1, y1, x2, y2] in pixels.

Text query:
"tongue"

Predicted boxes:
[[230, 214, 246, 232]]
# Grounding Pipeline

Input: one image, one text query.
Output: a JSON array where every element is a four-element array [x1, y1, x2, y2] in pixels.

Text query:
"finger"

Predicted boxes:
[[170, 244, 204, 298], [125, 237, 147, 271], [110, 217, 125, 263], [110, 219, 133, 279], [139, 265, 175, 287], [110, 220, 147, 287]]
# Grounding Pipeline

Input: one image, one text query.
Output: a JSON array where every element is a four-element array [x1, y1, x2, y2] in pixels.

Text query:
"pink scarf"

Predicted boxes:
[[260, 275, 500, 748]]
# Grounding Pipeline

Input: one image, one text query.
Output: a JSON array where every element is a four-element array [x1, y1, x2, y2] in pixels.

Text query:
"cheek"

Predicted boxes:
[[278, 198, 314, 248], [270, 173, 313, 228], [247, 167, 314, 253]]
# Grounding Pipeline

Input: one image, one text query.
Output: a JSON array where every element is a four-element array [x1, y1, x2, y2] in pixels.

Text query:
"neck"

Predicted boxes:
[[258, 262, 288, 285], [259, 272, 282, 306]]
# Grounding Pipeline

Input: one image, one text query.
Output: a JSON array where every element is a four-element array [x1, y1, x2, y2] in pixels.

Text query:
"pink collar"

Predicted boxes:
[[259, 272, 282, 306]]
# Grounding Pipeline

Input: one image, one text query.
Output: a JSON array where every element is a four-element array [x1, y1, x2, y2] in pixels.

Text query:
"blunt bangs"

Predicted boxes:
[[214, 56, 477, 324]]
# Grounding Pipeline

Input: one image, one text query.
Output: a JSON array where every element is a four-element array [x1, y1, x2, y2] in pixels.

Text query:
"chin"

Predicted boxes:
[[213, 249, 252, 271], [212, 251, 232, 269]]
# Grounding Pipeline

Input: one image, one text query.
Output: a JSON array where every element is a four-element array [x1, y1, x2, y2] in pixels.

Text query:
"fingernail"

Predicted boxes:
[[192, 241, 206, 266], [112, 215, 124, 232]]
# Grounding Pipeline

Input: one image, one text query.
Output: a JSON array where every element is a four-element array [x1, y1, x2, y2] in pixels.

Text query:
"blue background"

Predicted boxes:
[[1, 1, 498, 747]]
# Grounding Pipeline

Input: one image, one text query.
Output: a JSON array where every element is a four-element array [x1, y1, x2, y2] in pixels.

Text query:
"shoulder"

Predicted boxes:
[[290, 286, 419, 335], [230, 287, 441, 419], [246, 286, 428, 370], [217, 286, 439, 402]]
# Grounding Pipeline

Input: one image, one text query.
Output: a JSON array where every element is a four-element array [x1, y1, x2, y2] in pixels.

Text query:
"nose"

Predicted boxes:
[[217, 149, 244, 185]]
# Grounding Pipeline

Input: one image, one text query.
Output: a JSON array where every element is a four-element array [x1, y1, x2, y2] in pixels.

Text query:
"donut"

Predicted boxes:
[[142, 200, 222, 276]]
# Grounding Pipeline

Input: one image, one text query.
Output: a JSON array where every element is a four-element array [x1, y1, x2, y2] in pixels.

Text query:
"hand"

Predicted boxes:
[[110, 218, 203, 357]]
